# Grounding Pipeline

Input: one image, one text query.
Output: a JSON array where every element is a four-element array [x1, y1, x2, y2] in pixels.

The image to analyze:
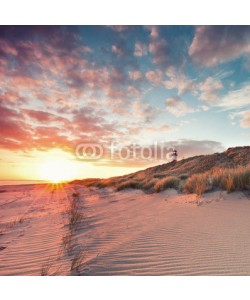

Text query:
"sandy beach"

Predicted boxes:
[[1, 183, 250, 276]]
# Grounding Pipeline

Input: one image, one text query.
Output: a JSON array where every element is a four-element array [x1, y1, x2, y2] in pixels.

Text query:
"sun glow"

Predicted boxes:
[[38, 157, 79, 183]]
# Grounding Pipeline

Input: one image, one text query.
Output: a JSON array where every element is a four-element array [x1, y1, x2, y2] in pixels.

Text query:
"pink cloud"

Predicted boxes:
[[145, 26, 159, 38], [189, 26, 250, 66], [23, 109, 69, 124], [107, 26, 129, 32], [132, 101, 159, 123], [0, 102, 32, 150], [112, 45, 125, 57], [199, 76, 223, 104], [146, 70, 163, 86], [134, 41, 147, 57], [166, 96, 195, 117], [149, 38, 168, 65], [240, 111, 250, 128], [128, 70, 143, 81], [0, 38, 18, 56], [164, 66, 197, 95]]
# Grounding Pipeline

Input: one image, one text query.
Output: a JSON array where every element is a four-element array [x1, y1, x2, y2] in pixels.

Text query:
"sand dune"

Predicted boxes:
[[0, 183, 250, 275]]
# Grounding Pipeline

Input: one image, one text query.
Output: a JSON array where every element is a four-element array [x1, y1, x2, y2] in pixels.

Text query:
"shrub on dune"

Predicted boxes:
[[178, 174, 189, 180], [116, 180, 141, 191], [184, 174, 209, 195], [219, 166, 250, 192], [154, 176, 180, 193], [184, 164, 250, 195], [142, 178, 158, 190]]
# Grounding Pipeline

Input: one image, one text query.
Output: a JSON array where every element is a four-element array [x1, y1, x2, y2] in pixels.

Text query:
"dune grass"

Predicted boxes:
[[75, 161, 250, 196], [184, 164, 250, 195], [116, 180, 141, 191], [154, 176, 180, 193], [70, 248, 85, 275]]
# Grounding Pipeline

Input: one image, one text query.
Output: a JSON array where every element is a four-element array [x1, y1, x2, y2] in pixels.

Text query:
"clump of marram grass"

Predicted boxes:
[[72, 192, 80, 197], [218, 166, 250, 192], [70, 248, 85, 275], [184, 164, 250, 195], [68, 206, 82, 227], [116, 180, 141, 191], [154, 176, 181, 193], [184, 173, 210, 195], [178, 174, 189, 180], [141, 178, 158, 190], [65, 194, 83, 230]]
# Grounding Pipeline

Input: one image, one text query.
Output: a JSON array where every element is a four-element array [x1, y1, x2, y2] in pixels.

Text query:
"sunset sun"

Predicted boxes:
[[38, 157, 79, 183]]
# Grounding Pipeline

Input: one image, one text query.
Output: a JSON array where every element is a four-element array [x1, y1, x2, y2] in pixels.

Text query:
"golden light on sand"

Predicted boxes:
[[38, 157, 79, 183]]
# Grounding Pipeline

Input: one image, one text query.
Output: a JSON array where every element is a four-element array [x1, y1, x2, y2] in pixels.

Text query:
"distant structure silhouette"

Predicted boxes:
[[171, 149, 178, 162]]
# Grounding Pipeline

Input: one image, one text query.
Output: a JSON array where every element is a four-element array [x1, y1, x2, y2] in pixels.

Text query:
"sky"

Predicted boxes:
[[0, 25, 249, 181]]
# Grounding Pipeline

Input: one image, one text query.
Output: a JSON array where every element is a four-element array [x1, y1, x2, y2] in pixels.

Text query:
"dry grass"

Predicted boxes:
[[77, 164, 250, 195], [66, 194, 83, 228], [72, 147, 250, 195], [70, 248, 85, 275], [219, 167, 250, 192], [184, 174, 209, 195], [184, 164, 250, 195], [154, 176, 180, 193], [141, 178, 158, 190], [69, 209, 82, 226], [41, 258, 53, 276], [62, 232, 76, 255], [72, 192, 80, 197], [116, 180, 141, 191]]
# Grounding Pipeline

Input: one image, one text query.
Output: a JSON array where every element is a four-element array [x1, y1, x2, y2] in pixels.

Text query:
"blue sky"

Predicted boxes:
[[0, 25, 249, 180]]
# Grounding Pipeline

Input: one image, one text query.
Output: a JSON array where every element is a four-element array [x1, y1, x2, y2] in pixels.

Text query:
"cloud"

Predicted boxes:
[[72, 107, 116, 136], [164, 66, 197, 95], [240, 111, 250, 128], [0, 89, 26, 105], [132, 101, 159, 123], [23, 109, 69, 124], [134, 41, 147, 57], [127, 123, 172, 136], [146, 69, 163, 86], [112, 45, 125, 57], [0, 26, 244, 164], [166, 96, 195, 117], [144, 25, 169, 65], [168, 139, 225, 158], [201, 105, 209, 111], [128, 70, 143, 81], [103, 97, 130, 116], [0, 101, 32, 150], [107, 26, 129, 32], [127, 86, 141, 96], [217, 83, 250, 110], [189, 26, 250, 66], [199, 76, 223, 104], [146, 67, 197, 96], [0, 38, 18, 56], [149, 38, 168, 65], [145, 25, 159, 38]]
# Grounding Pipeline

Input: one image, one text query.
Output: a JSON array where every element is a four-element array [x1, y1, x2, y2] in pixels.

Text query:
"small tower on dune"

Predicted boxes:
[[171, 148, 178, 162]]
